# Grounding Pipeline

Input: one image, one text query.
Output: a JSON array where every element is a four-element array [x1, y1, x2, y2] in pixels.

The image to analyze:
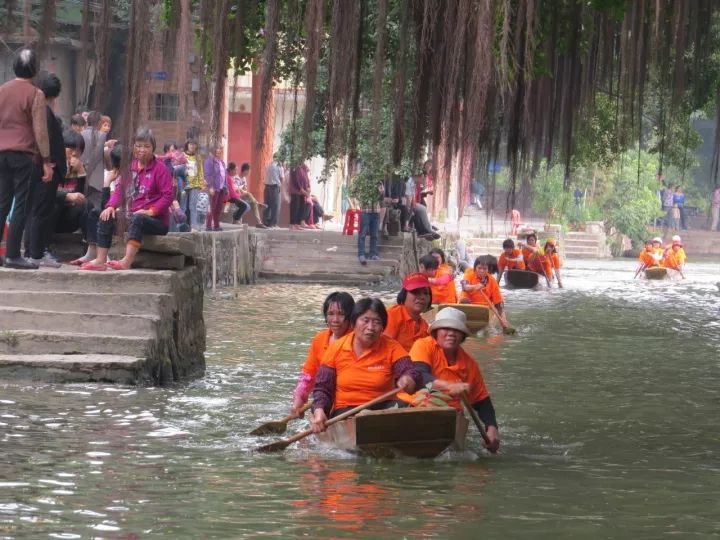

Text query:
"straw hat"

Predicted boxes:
[[545, 237, 557, 246], [652, 236, 662, 243], [430, 307, 471, 336], [672, 234, 682, 244]]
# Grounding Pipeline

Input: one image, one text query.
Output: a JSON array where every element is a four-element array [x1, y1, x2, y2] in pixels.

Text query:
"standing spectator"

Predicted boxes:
[[25, 72, 66, 267], [357, 179, 384, 265], [0, 48, 53, 269], [181, 139, 204, 231], [470, 179, 485, 209], [263, 159, 283, 227], [673, 185, 687, 230], [711, 185, 720, 232], [574, 186, 583, 206], [204, 143, 227, 232], [662, 183, 674, 227], [289, 162, 311, 230], [80, 111, 107, 208]]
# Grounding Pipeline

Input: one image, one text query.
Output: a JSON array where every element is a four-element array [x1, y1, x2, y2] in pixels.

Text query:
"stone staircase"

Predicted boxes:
[[0, 265, 205, 384], [257, 229, 406, 285], [564, 231, 610, 258]]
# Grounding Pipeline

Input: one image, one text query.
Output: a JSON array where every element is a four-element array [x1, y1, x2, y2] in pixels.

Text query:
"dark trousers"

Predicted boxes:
[[0, 151, 37, 259], [358, 211, 379, 258], [55, 200, 99, 244], [308, 200, 324, 224], [205, 190, 224, 230], [25, 170, 61, 259], [290, 193, 307, 225], [263, 184, 281, 226], [228, 198, 250, 221], [97, 213, 168, 249]]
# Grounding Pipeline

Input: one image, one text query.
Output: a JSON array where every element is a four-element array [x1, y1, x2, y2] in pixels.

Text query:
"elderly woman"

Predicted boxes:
[[410, 307, 500, 452], [460, 256, 511, 330], [291, 291, 355, 416], [80, 128, 173, 271], [384, 272, 432, 352], [310, 298, 422, 433]]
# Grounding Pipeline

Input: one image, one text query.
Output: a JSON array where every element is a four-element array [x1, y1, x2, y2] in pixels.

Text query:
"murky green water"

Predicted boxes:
[[2, 259, 719, 539]]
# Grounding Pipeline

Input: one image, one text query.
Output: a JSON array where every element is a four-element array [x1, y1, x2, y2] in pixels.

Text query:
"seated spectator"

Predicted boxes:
[[231, 162, 267, 228], [225, 161, 250, 224], [80, 128, 173, 271], [306, 193, 333, 229]]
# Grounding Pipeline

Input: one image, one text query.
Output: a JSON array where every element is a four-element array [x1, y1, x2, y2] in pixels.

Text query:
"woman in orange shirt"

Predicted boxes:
[[310, 298, 421, 432], [291, 291, 355, 416], [637, 239, 658, 268], [519, 233, 539, 268], [497, 238, 526, 275], [460, 256, 511, 330], [538, 239, 563, 288], [410, 307, 499, 452], [384, 272, 432, 351], [419, 254, 457, 304]]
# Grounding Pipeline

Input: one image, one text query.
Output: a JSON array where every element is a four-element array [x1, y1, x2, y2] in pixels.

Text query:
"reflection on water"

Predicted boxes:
[[1, 259, 719, 538]]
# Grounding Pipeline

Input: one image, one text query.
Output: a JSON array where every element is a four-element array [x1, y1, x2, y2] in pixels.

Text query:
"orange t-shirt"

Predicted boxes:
[[430, 263, 458, 304], [300, 328, 348, 379], [498, 249, 526, 271], [661, 248, 686, 269], [410, 336, 489, 410], [320, 332, 409, 410], [460, 269, 503, 305], [384, 304, 430, 352], [638, 249, 657, 267], [540, 252, 561, 277], [521, 246, 536, 265]]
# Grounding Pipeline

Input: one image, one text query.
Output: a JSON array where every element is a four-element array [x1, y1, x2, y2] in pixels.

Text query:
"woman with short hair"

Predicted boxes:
[[310, 298, 422, 433]]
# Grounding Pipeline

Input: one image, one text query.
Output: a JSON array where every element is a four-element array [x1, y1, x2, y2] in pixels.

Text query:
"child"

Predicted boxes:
[[181, 139, 204, 231], [225, 162, 250, 224]]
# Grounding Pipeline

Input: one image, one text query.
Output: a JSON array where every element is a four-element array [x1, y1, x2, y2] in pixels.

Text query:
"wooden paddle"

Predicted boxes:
[[460, 392, 496, 453], [476, 287, 516, 335], [249, 402, 312, 436], [255, 387, 403, 453], [633, 263, 647, 279]]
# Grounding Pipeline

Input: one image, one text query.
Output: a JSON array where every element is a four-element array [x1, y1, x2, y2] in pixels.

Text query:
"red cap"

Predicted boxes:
[[403, 272, 430, 291]]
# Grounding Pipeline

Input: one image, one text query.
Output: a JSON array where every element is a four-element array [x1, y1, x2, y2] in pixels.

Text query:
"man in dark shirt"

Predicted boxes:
[[25, 72, 66, 267], [0, 48, 53, 269]]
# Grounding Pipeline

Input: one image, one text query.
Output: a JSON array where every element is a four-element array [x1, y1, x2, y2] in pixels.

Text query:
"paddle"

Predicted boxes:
[[476, 287, 516, 335], [249, 402, 312, 436], [460, 392, 496, 453], [633, 263, 647, 279], [255, 387, 403, 453]]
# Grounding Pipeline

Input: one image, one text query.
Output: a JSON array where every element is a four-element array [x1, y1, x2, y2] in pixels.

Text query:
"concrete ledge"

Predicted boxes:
[[0, 354, 154, 385]]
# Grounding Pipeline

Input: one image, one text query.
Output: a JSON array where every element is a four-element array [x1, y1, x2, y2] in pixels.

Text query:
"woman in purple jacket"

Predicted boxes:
[[80, 128, 173, 271], [204, 143, 227, 231]]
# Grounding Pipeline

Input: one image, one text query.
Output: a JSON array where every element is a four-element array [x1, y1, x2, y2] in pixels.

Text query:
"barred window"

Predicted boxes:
[[151, 93, 179, 121]]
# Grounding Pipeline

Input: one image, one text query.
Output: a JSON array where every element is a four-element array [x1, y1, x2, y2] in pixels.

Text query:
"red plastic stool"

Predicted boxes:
[[343, 209, 361, 235], [0, 223, 7, 258]]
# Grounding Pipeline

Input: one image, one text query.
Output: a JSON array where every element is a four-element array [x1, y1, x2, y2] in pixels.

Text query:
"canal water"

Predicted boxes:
[[2, 259, 719, 539]]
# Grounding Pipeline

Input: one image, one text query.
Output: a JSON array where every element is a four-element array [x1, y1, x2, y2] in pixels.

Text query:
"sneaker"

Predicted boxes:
[[358, 255, 367, 266], [44, 250, 59, 263], [4, 256, 39, 270], [31, 252, 62, 268], [369, 255, 380, 261]]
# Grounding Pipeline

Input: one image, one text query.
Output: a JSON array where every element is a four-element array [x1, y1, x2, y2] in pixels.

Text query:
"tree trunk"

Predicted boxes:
[[249, 70, 275, 200]]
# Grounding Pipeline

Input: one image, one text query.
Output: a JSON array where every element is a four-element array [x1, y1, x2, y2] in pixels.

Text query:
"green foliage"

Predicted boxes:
[[531, 164, 571, 220]]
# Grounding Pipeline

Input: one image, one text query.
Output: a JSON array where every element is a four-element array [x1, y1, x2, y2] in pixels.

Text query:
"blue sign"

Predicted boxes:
[[488, 160, 503, 174], [145, 71, 169, 81]]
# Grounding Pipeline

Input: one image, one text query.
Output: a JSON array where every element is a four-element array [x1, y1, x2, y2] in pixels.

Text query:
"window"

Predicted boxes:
[[0, 53, 13, 84], [151, 93, 179, 121]]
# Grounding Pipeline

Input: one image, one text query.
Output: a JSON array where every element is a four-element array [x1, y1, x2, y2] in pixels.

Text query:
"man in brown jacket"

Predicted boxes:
[[0, 48, 53, 269]]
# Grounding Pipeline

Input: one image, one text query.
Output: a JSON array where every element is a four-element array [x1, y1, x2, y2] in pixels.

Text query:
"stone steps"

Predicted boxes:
[[0, 307, 159, 338], [261, 258, 395, 275], [0, 267, 175, 293], [0, 330, 151, 356], [1, 291, 172, 316], [0, 354, 154, 385]]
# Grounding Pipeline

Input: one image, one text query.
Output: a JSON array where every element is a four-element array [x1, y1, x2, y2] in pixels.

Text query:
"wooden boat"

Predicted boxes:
[[505, 269, 540, 289], [422, 303, 491, 333], [316, 407, 468, 458], [645, 266, 668, 280]]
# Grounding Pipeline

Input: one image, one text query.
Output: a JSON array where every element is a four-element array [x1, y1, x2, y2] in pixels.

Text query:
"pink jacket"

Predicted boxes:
[[226, 173, 240, 200], [106, 157, 174, 225]]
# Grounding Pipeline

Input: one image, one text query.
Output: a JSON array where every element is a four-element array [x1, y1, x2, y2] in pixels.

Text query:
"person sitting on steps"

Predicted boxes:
[[79, 127, 173, 271]]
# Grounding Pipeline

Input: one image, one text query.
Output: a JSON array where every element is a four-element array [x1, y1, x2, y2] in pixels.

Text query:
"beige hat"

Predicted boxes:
[[430, 307, 471, 336]]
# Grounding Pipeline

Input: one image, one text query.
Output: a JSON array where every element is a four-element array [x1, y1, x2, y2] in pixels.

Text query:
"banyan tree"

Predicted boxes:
[[182, 0, 720, 218]]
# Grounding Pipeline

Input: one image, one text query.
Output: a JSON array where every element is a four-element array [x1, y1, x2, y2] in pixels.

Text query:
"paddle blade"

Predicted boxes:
[[256, 439, 292, 453], [249, 420, 287, 436], [503, 326, 517, 335]]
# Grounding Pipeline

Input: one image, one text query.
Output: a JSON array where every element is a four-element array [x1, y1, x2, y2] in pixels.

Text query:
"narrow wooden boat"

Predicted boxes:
[[645, 266, 668, 280], [422, 304, 491, 333], [505, 269, 540, 289], [316, 407, 468, 458]]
